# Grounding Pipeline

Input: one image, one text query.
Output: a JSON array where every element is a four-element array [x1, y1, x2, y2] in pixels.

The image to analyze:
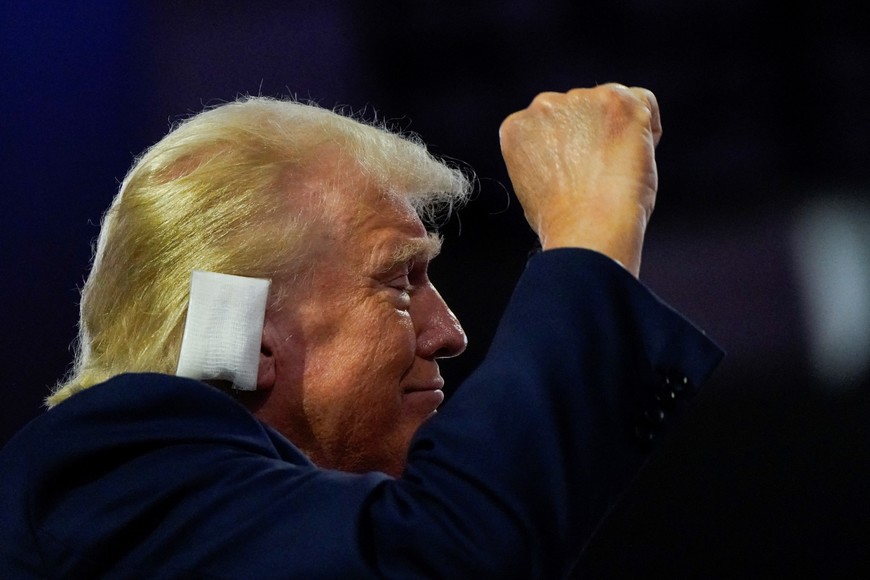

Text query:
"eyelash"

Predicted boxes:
[[388, 262, 421, 298], [389, 274, 412, 293]]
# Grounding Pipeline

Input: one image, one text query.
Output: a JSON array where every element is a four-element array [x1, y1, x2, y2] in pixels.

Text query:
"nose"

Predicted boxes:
[[412, 283, 467, 359]]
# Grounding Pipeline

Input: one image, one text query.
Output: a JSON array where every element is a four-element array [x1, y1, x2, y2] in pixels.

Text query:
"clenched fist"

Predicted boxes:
[[499, 84, 662, 277]]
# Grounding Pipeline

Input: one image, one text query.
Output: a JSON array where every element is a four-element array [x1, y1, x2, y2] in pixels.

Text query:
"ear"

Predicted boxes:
[[256, 317, 278, 390]]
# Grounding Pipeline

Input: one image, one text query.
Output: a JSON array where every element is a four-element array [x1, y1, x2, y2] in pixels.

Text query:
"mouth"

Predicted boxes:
[[403, 377, 445, 394], [402, 378, 446, 415]]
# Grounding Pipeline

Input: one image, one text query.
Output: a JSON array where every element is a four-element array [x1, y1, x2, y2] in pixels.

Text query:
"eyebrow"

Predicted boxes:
[[384, 233, 443, 271]]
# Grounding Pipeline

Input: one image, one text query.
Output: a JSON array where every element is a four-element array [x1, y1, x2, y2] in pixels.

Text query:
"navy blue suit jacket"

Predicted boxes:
[[0, 250, 722, 578]]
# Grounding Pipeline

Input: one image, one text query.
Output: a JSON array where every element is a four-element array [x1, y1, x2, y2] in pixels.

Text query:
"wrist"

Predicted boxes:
[[537, 208, 647, 277]]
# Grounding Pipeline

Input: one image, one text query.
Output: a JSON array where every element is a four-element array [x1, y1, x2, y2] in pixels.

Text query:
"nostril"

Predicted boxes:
[[435, 345, 459, 359], [419, 317, 467, 360]]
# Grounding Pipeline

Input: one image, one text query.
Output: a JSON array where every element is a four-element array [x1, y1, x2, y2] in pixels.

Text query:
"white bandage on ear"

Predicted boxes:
[[176, 271, 271, 391]]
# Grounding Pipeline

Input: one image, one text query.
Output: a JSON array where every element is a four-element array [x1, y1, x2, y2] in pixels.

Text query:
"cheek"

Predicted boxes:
[[308, 310, 419, 470], [372, 309, 417, 365], [341, 305, 417, 373], [303, 308, 416, 423]]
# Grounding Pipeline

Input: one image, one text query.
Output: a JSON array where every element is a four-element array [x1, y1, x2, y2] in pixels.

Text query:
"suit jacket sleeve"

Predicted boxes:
[[367, 249, 723, 578]]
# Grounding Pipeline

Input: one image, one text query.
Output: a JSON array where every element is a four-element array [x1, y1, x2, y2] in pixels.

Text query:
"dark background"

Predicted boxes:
[[3, 1, 869, 575]]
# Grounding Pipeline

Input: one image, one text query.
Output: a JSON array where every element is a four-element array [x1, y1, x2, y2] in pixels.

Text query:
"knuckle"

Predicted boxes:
[[565, 87, 589, 99], [632, 103, 653, 124], [597, 83, 630, 100], [500, 110, 519, 127], [597, 85, 652, 123], [499, 112, 523, 138], [530, 91, 562, 110]]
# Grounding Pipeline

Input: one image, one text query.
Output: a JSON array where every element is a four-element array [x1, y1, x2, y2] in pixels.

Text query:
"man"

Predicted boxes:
[[0, 84, 722, 577]]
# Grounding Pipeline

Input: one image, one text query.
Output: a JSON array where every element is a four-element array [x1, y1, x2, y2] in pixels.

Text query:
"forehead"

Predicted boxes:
[[315, 161, 433, 265], [342, 191, 432, 264]]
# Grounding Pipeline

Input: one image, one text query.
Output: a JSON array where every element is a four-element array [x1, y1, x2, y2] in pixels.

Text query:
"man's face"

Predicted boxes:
[[255, 167, 467, 476]]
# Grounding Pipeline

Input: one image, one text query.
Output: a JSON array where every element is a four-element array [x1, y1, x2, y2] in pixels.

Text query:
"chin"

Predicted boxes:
[[367, 438, 414, 477], [322, 440, 408, 477], [319, 421, 418, 476]]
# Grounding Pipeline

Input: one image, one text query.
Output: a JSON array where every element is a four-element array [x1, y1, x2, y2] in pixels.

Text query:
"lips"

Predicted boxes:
[[404, 377, 444, 394], [402, 378, 445, 415]]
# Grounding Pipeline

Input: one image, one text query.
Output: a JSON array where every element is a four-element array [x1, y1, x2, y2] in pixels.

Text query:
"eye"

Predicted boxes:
[[386, 274, 412, 310], [387, 274, 412, 294], [376, 258, 427, 310], [387, 274, 411, 291], [386, 259, 416, 292]]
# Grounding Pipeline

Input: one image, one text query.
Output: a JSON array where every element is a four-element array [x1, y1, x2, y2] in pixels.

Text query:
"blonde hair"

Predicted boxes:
[[47, 96, 471, 407]]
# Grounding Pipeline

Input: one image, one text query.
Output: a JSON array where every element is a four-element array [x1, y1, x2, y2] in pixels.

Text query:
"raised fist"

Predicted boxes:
[[499, 84, 662, 277]]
